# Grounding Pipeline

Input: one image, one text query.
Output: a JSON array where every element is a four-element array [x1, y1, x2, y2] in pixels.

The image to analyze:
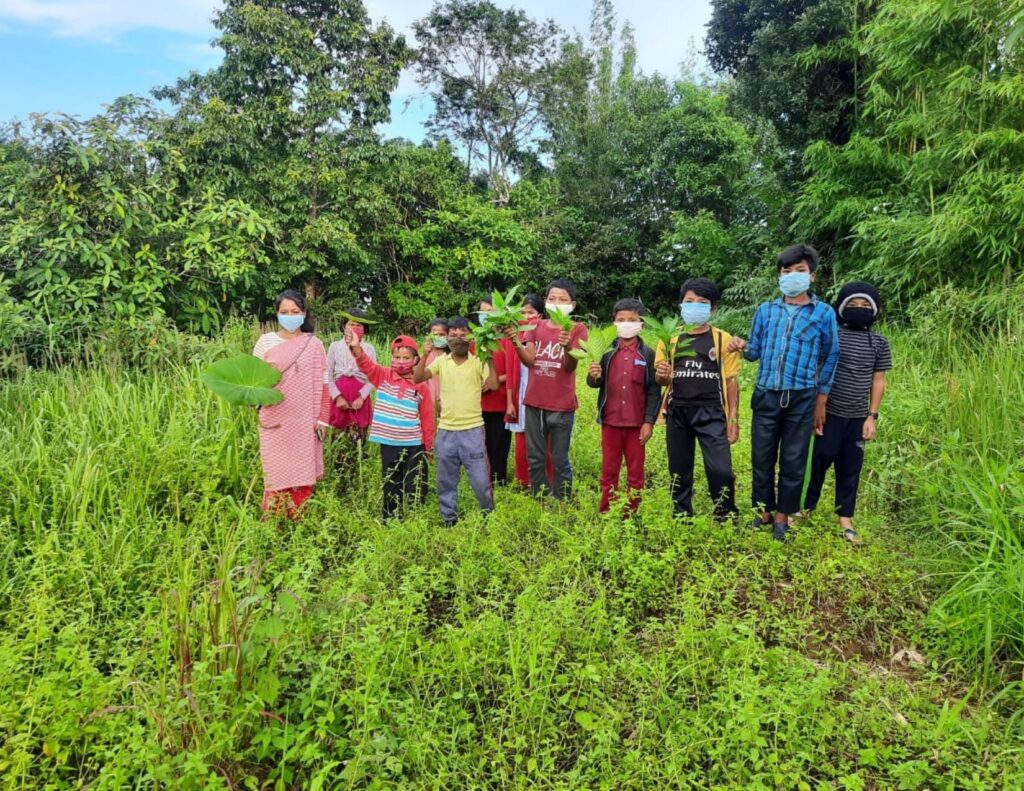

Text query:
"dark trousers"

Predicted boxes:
[[482, 411, 512, 485], [666, 405, 736, 519], [599, 424, 645, 514], [524, 406, 575, 499], [805, 415, 865, 518], [380, 444, 428, 520], [750, 387, 816, 516]]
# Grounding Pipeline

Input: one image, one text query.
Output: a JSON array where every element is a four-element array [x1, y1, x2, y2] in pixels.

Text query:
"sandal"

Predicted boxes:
[[842, 527, 861, 544]]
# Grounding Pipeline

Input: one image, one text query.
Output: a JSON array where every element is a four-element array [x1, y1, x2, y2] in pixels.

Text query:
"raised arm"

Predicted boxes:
[[352, 341, 389, 388], [413, 337, 434, 384]]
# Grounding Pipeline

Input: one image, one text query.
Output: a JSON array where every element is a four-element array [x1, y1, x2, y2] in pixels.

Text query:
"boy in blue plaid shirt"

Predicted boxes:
[[728, 245, 840, 541]]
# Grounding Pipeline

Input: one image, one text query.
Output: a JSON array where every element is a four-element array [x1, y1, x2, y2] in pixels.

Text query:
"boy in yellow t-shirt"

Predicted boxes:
[[414, 317, 499, 526], [654, 278, 741, 520]]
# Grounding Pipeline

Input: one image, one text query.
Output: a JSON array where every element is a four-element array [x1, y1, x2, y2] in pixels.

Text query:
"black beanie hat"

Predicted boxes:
[[835, 281, 882, 327]]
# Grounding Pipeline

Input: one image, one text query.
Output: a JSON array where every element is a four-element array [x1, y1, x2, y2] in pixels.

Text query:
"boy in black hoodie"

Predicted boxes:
[[804, 282, 892, 542]]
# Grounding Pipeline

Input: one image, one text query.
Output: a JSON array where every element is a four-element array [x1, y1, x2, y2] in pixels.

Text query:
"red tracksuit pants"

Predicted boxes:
[[599, 424, 645, 514]]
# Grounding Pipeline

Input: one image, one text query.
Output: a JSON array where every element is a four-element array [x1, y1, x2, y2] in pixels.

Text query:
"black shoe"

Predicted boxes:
[[442, 519, 458, 528], [772, 522, 790, 542], [751, 515, 771, 531]]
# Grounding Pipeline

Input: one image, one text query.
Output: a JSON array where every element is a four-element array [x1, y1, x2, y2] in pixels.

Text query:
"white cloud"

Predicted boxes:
[[0, 0, 217, 39]]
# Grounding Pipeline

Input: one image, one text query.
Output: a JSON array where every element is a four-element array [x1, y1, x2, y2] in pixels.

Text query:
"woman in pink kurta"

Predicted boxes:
[[253, 290, 331, 518]]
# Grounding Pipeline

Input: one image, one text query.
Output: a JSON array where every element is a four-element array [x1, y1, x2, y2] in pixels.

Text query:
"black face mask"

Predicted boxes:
[[448, 338, 470, 355], [842, 306, 876, 330]]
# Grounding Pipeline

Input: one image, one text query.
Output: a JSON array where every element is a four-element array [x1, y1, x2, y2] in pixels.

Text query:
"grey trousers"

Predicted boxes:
[[435, 426, 494, 522], [524, 406, 575, 499]]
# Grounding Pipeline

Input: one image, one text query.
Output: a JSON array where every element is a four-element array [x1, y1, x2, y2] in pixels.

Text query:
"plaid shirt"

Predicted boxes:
[[744, 296, 840, 395]]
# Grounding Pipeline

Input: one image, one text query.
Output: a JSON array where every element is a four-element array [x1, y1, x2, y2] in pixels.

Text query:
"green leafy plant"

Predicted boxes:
[[642, 316, 696, 360], [472, 286, 536, 361], [200, 354, 283, 406], [569, 325, 617, 362], [339, 310, 378, 325], [546, 307, 575, 332]]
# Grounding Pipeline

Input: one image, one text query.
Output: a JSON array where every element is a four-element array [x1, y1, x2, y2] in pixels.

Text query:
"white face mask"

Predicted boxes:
[[615, 321, 643, 339], [546, 302, 573, 317]]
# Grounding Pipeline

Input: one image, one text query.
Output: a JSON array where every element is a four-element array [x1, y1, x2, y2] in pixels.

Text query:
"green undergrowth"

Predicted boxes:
[[0, 325, 1021, 788]]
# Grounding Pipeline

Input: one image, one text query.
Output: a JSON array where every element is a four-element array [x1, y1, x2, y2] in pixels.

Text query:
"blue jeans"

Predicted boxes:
[[435, 426, 494, 522]]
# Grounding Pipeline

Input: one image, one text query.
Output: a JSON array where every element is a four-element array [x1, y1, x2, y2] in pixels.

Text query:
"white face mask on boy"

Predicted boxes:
[[614, 321, 643, 339], [545, 303, 573, 317]]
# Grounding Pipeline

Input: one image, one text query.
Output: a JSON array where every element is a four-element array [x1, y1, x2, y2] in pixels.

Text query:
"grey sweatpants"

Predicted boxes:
[[435, 426, 494, 522], [524, 406, 575, 499]]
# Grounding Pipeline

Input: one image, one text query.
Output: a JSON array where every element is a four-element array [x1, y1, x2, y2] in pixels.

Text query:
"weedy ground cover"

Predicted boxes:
[[0, 320, 1021, 788]]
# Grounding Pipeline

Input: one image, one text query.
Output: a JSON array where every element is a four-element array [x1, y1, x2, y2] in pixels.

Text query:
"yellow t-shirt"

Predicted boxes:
[[427, 354, 490, 431]]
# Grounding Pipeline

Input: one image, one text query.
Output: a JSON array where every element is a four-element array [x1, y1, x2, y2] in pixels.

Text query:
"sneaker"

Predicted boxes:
[[772, 522, 790, 542]]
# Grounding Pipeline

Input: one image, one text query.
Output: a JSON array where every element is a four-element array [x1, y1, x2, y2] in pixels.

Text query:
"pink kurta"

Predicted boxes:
[[256, 334, 331, 493]]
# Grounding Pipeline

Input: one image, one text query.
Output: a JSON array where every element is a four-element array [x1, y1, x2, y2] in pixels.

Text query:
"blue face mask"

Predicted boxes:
[[477, 312, 488, 326], [278, 314, 305, 332], [779, 272, 812, 298], [680, 302, 711, 326], [432, 335, 448, 349]]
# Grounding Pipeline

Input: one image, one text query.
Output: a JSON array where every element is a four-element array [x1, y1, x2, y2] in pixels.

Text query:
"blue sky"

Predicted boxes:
[[0, 0, 712, 141]]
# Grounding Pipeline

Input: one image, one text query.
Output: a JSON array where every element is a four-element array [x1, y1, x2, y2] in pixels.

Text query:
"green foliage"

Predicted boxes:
[[154, 0, 411, 306], [794, 0, 1024, 307], [201, 354, 284, 406], [541, 11, 779, 313], [568, 324, 616, 361], [0, 100, 273, 348], [545, 307, 575, 332], [641, 315, 696, 360], [471, 286, 535, 361], [393, 195, 537, 322], [1, 324, 1023, 786], [706, 0, 866, 175]]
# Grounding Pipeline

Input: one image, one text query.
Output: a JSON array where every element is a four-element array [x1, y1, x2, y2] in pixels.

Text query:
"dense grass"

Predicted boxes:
[[0, 322, 1022, 788]]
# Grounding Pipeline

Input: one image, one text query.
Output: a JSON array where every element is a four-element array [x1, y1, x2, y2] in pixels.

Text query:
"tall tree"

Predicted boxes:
[[156, 0, 411, 301], [538, 1, 778, 314], [706, 0, 872, 183], [413, 0, 561, 202], [793, 0, 1024, 308]]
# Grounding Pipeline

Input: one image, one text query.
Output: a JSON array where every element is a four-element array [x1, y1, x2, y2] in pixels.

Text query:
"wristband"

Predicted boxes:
[[867, 411, 880, 420]]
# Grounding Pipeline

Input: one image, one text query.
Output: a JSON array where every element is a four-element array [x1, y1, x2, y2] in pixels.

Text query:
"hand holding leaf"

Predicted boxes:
[[568, 325, 617, 363]]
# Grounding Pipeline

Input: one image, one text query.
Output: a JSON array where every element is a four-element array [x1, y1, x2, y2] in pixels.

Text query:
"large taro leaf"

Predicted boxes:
[[201, 354, 284, 406]]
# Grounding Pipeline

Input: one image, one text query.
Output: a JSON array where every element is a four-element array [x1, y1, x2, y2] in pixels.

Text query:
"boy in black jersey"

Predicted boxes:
[[804, 281, 892, 542], [654, 278, 742, 519]]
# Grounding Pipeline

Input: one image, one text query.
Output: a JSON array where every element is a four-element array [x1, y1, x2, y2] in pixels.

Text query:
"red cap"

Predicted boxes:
[[391, 335, 419, 354]]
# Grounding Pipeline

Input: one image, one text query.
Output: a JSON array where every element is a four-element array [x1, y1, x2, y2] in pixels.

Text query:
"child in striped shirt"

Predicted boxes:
[[349, 331, 436, 521]]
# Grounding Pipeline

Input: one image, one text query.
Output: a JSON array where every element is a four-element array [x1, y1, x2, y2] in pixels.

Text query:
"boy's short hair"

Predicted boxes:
[[428, 317, 449, 332], [448, 316, 471, 331], [679, 278, 721, 305], [546, 278, 577, 302], [776, 244, 820, 272], [612, 297, 646, 317], [477, 294, 494, 306]]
